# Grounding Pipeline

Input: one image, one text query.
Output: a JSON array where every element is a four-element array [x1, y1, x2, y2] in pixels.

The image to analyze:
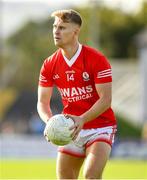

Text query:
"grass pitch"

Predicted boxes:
[[0, 159, 147, 179]]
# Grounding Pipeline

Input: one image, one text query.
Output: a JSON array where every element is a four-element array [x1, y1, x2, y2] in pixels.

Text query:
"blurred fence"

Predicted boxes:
[[0, 134, 147, 159], [0, 134, 57, 159], [112, 139, 147, 159]]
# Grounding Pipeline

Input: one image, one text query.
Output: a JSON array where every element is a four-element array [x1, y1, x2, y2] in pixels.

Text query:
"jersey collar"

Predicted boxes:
[[62, 44, 82, 67]]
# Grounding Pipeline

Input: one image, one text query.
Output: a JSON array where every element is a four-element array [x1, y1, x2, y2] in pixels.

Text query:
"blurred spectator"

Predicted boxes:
[[28, 113, 45, 134], [142, 123, 147, 141]]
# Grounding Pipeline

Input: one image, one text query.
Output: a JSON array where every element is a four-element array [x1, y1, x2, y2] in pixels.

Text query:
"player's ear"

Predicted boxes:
[[74, 27, 80, 35], [74, 25, 80, 36]]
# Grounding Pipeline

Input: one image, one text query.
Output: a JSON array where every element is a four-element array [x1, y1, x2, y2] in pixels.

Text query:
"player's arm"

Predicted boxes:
[[37, 86, 53, 124], [81, 82, 112, 123], [69, 82, 112, 139]]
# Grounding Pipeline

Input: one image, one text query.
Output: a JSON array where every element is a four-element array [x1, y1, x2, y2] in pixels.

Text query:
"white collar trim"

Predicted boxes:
[[62, 44, 82, 67]]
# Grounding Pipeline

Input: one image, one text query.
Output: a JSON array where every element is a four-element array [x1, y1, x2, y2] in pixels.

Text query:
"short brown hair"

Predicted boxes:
[[51, 9, 82, 27]]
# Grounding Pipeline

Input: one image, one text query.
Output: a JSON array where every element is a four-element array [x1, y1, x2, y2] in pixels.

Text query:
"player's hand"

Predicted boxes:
[[44, 122, 50, 142], [65, 114, 85, 140]]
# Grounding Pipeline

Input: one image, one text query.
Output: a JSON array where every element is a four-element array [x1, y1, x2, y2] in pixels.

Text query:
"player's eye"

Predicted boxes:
[[53, 25, 57, 29], [59, 26, 65, 30]]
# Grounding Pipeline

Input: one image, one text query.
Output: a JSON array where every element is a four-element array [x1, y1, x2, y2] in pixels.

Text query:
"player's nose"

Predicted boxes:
[[54, 28, 60, 35]]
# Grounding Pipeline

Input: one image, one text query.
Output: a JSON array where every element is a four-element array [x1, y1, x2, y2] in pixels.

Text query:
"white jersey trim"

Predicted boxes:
[[62, 44, 82, 67], [98, 69, 112, 78]]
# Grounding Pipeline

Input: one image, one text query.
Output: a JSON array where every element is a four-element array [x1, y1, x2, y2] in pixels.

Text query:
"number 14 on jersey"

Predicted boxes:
[[67, 73, 74, 81]]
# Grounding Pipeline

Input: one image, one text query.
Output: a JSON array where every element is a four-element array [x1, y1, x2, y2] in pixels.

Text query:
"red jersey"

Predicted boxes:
[[39, 45, 116, 129]]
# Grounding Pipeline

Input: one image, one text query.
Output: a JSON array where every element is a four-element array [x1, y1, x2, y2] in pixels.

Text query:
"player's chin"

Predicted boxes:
[[54, 40, 62, 47]]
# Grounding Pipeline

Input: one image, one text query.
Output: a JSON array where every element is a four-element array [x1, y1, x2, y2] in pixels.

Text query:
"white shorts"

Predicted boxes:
[[58, 125, 117, 158]]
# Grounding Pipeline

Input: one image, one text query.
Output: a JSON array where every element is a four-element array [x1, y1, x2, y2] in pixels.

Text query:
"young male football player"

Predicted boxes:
[[37, 9, 117, 179]]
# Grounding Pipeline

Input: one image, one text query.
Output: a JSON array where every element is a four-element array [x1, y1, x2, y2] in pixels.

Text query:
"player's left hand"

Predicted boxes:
[[65, 114, 85, 140]]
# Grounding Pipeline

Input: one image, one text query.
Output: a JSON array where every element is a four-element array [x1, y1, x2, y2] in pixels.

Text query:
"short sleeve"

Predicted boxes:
[[38, 58, 54, 87], [93, 55, 112, 84]]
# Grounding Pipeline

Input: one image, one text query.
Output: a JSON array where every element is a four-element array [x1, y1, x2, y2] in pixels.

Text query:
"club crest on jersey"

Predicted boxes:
[[82, 72, 90, 81]]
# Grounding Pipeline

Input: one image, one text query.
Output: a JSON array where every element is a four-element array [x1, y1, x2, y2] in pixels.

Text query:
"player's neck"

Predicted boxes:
[[61, 42, 79, 60]]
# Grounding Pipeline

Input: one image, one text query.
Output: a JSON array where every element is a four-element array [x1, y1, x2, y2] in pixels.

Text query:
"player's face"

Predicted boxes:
[[53, 17, 79, 47]]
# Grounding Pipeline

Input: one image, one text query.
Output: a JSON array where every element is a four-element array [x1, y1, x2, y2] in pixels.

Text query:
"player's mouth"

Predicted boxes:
[[54, 37, 61, 41]]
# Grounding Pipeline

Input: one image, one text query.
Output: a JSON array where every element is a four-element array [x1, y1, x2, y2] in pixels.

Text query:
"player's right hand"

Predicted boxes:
[[43, 124, 50, 142], [65, 114, 84, 140]]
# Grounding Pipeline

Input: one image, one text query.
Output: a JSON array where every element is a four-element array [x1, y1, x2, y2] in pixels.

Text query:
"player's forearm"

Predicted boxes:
[[37, 102, 52, 124], [80, 96, 111, 123]]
